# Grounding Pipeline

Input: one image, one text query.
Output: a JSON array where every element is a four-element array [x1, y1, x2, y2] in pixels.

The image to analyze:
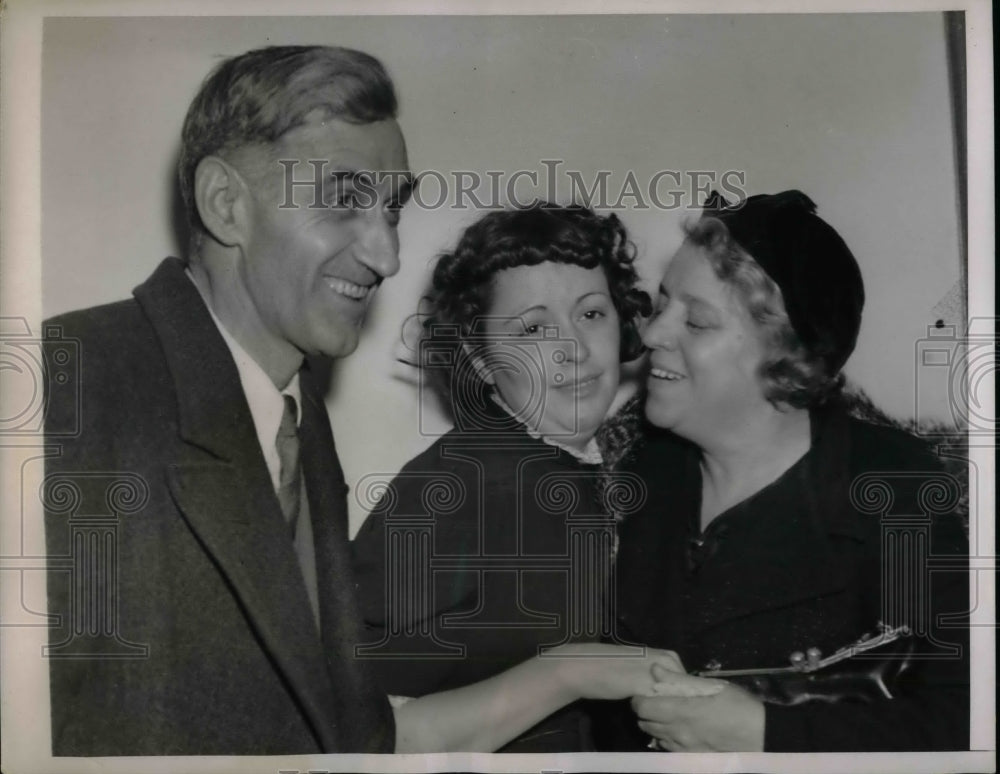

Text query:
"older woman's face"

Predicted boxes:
[[641, 242, 771, 445], [476, 261, 621, 450]]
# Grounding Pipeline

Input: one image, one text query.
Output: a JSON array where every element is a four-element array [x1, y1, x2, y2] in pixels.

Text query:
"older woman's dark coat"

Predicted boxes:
[[598, 408, 970, 751]]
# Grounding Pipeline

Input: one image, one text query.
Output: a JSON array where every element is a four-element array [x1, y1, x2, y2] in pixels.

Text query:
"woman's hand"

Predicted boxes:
[[546, 643, 725, 703], [633, 663, 765, 751], [393, 643, 727, 753]]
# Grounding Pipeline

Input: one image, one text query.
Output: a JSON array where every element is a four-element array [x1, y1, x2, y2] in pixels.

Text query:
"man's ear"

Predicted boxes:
[[465, 345, 496, 385], [193, 156, 252, 247]]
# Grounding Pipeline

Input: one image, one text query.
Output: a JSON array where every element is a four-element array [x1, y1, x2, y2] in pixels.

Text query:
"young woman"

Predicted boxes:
[[603, 191, 969, 751], [352, 202, 666, 751]]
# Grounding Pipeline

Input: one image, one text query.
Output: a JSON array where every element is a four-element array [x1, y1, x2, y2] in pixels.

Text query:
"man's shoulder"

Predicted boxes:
[[43, 299, 162, 439], [44, 257, 195, 342], [45, 297, 147, 344], [44, 297, 162, 381]]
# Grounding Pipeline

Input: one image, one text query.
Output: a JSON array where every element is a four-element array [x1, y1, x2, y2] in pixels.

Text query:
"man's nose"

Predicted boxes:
[[355, 209, 401, 279]]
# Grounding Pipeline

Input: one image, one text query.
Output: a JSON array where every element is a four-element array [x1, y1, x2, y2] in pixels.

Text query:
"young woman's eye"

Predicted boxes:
[[581, 309, 606, 321]]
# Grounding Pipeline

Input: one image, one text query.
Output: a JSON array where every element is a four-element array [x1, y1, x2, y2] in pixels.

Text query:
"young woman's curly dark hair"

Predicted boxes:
[[416, 201, 651, 424], [429, 201, 650, 356]]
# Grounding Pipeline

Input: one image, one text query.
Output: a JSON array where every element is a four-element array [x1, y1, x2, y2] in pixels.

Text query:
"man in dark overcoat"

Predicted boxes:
[[43, 44, 414, 755]]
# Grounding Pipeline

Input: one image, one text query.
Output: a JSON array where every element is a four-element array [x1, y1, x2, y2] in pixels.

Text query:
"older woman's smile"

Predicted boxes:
[[649, 366, 685, 382]]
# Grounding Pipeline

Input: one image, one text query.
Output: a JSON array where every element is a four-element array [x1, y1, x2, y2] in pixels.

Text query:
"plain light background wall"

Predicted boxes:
[[42, 13, 963, 531]]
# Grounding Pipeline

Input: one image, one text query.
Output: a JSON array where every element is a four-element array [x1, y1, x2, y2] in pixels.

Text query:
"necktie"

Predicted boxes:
[[276, 394, 301, 538], [276, 393, 320, 626]]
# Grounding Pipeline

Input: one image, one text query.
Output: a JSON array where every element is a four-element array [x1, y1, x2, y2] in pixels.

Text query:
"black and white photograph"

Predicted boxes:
[[0, 1, 994, 772]]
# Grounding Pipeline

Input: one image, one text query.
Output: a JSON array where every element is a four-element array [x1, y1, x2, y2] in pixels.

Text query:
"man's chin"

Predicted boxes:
[[310, 330, 360, 361]]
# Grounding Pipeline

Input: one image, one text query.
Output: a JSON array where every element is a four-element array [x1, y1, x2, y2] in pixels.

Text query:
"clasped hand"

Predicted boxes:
[[550, 643, 725, 702], [547, 643, 763, 751], [635, 662, 765, 752]]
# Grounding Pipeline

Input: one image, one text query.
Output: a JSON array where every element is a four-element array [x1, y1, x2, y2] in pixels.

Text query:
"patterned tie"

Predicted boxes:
[[275, 394, 301, 538]]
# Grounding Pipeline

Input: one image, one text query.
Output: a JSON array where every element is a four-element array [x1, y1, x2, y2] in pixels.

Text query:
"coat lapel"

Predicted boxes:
[[133, 258, 341, 751]]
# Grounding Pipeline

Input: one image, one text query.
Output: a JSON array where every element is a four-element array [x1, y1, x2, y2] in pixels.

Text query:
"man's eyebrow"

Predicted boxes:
[[328, 170, 416, 198], [328, 169, 365, 185]]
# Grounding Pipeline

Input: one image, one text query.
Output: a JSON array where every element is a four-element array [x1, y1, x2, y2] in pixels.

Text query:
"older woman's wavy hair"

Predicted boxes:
[[684, 216, 845, 409], [417, 201, 651, 418]]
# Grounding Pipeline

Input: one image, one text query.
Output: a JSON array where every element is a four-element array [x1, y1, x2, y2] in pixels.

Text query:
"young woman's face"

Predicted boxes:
[[641, 241, 772, 446], [477, 261, 621, 450]]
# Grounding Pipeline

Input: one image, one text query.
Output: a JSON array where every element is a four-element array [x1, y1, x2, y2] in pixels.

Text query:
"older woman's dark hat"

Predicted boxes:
[[703, 189, 865, 376]]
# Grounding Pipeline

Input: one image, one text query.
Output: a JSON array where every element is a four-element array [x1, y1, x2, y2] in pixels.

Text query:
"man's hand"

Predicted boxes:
[[632, 663, 765, 752]]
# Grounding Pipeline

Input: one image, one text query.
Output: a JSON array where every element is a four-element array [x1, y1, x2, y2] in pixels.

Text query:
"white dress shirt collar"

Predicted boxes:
[[186, 270, 301, 493]]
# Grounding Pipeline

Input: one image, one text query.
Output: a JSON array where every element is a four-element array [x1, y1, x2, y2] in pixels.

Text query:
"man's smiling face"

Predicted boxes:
[[235, 115, 411, 362]]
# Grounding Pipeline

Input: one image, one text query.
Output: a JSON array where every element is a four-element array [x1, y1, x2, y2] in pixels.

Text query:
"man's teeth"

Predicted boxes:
[[650, 367, 685, 381], [326, 278, 371, 300]]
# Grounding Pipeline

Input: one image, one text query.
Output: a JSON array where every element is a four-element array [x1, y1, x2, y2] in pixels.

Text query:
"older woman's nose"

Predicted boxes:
[[641, 311, 677, 351]]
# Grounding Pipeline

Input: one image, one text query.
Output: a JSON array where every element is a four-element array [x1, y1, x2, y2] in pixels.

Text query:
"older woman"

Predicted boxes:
[[601, 191, 969, 751]]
